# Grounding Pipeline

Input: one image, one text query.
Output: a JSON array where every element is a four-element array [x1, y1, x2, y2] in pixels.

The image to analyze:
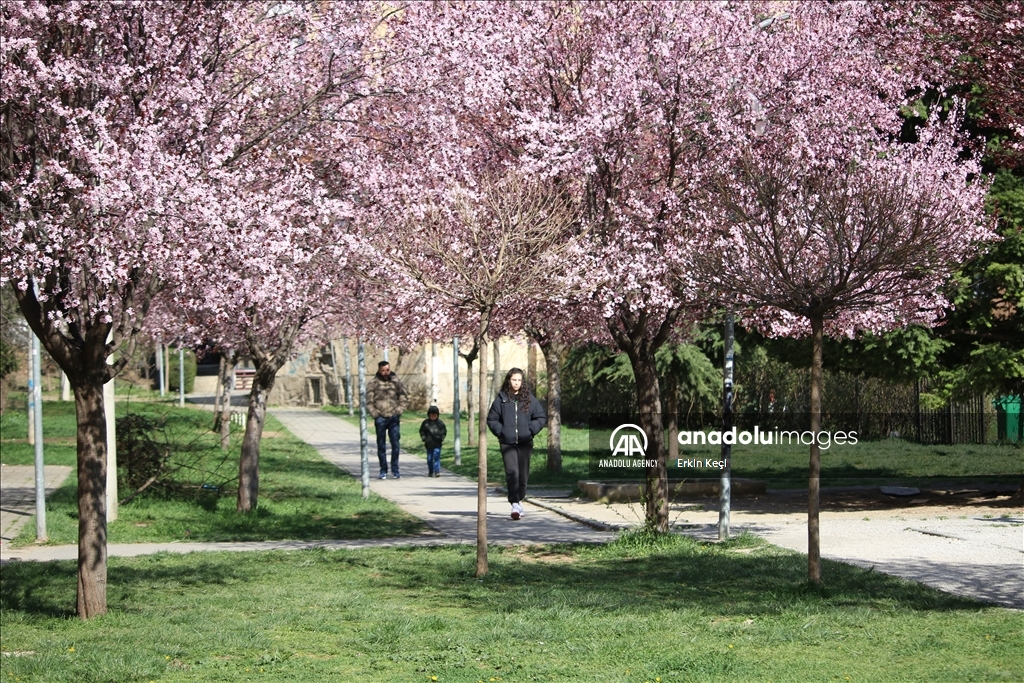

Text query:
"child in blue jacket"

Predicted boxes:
[[419, 406, 447, 477]]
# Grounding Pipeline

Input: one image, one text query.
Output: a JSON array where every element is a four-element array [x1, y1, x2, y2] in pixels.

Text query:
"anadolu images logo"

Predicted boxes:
[[609, 424, 648, 457]]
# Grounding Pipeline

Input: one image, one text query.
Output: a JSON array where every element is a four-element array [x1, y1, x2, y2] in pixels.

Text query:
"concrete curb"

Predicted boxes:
[[526, 497, 626, 532]]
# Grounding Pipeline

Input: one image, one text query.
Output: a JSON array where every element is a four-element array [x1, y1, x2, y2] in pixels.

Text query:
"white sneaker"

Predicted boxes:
[[510, 503, 521, 520]]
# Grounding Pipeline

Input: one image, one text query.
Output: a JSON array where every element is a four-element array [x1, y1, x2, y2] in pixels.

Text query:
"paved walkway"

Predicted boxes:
[[0, 464, 72, 544], [271, 409, 611, 545], [2, 407, 1020, 610]]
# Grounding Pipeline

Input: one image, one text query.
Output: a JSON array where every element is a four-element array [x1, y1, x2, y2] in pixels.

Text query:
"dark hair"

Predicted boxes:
[[500, 368, 533, 411], [378, 360, 390, 368], [428, 405, 439, 415]]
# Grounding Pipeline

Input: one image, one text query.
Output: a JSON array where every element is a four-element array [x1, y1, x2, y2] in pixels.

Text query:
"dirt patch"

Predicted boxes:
[[719, 483, 1023, 516], [503, 546, 577, 564], [545, 482, 1023, 528]]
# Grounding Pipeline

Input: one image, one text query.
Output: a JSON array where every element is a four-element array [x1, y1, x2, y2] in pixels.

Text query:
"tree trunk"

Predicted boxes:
[[540, 340, 565, 472], [213, 355, 225, 427], [465, 359, 475, 446], [14, 282, 124, 620], [74, 379, 109, 619], [237, 363, 278, 512], [476, 323, 490, 578], [808, 315, 824, 586], [666, 372, 678, 463], [459, 337, 480, 447], [607, 309, 678, 533], [528, 340, 538, 388], [491, 338, 501, 399], [632, 353, 669, 532], [219, 351, 237, 451]]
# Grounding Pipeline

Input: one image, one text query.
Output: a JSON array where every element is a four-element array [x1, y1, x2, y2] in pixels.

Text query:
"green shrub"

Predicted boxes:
[[116, 413, 170, 494]]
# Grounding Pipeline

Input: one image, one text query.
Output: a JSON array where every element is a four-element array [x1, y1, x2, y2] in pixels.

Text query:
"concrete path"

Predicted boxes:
[[0, 464, 72, 544], [270, 409, 611, 546]]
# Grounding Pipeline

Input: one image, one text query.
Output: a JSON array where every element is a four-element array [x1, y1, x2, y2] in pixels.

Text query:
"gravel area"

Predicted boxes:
[[532, 485, 1023, 609]]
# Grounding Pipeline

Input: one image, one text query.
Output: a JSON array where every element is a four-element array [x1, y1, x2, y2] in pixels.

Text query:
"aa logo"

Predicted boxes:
[[609, 424, 647, 457]]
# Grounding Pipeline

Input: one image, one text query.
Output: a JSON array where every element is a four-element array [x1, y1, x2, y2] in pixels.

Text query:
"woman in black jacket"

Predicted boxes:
[[487, 367, 547, 520]]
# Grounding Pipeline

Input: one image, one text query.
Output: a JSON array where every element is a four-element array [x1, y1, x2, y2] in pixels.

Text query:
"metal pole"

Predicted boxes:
[[357, 338, 370, 498], [431, 340, 439, 407], [178, 345, 185, 408], [156, 342, 165, 397], [27, 336, 35, 445], [329, 341, 342, 407], [31, 333, 47, 541], [104, 360, 117, 523], [453, 337, 462, 466], [718, 311, 734, 541], [342, 336, 354, 416]]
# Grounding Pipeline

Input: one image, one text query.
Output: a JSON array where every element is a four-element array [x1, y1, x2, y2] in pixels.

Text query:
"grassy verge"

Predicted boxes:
[[1, 534, 1021, 682], [3, 400, 425, 546]]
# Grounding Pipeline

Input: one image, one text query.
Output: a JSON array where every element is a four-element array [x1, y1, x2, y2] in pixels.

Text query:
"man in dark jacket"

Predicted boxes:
[[487, 368, 546, 520], [366, 361, 409, 479]]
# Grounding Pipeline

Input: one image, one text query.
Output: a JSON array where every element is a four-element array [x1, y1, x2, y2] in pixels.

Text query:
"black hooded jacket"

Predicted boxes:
[[487, 390, 547, 445]]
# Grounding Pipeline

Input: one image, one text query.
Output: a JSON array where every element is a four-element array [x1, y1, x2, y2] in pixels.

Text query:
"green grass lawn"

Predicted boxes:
[[2, 400, 425, 546], [1, 533, 1021, 682], [1, 396, 78, 467], [323, 407, 1022, 490]]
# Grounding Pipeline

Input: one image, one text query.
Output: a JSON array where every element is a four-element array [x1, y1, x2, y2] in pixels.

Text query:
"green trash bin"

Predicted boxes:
[[993, 395, 1022, 443]]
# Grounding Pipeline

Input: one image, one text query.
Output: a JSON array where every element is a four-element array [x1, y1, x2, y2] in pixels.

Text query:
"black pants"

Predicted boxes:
[[500, 442, 533, 504]]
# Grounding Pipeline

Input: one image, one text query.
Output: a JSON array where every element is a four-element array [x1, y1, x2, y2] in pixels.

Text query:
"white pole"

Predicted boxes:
[[357, 338, 370, 498], [329, 341, 342, 407], [31, 333, 47, 541], [156, 343, 164, 396], [27, 336, 35, 445], [104, 330, 117, 522], [718, 312, 734, 541], [453, 337, 461, 466], [61, 371, 70, 401], [155, 343, 164, 397], [178, 345, 185, 408], [104, 363, 117, 523], [431, 340, 439, 407], [343, 337, 354, 417]]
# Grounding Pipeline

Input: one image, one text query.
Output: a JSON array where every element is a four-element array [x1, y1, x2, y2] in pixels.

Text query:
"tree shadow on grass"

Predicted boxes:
[[356, 538, 988, 616], [0, 555, 251, 617], [1, 539, 988, 619], [0, 561, 80, 618], [190, 508, 426, 542]]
